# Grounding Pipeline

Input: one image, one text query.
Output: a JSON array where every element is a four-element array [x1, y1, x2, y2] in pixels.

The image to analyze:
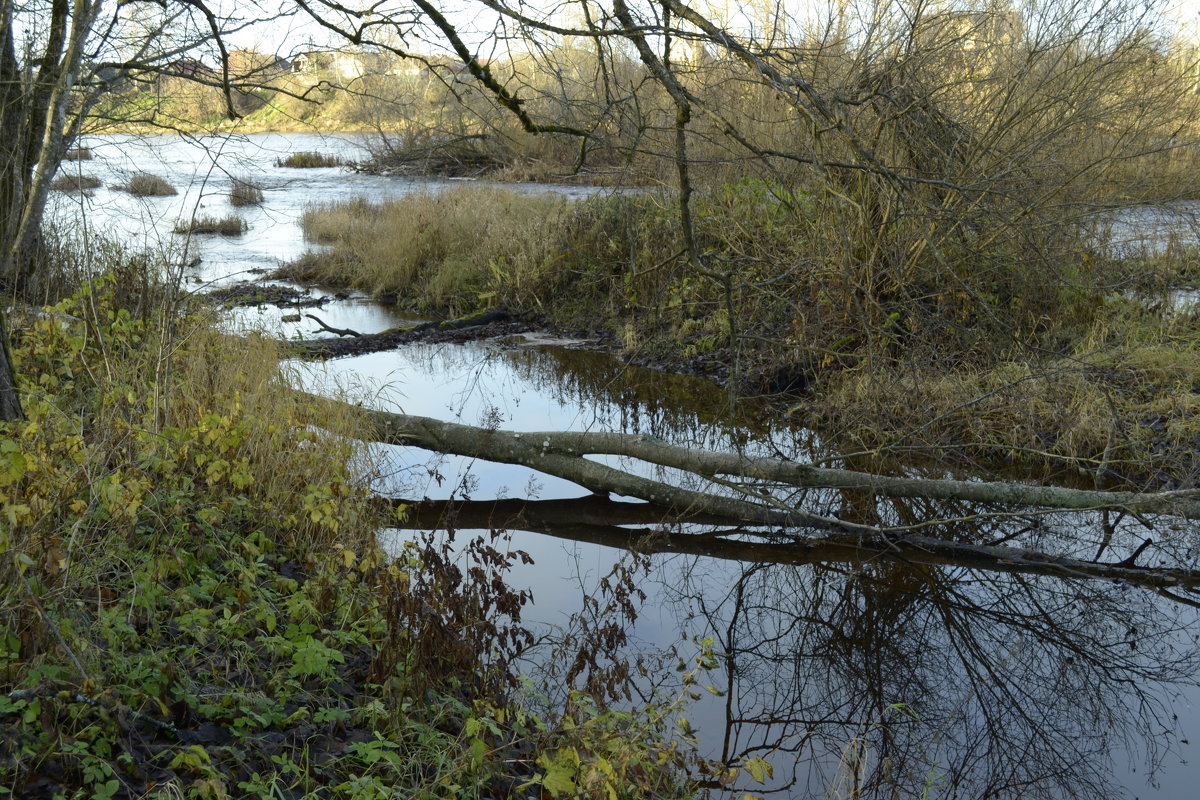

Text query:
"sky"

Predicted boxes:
[[218, 0, 1200, 58]]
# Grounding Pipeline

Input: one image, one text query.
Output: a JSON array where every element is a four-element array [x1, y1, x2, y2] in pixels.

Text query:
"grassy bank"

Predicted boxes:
[[0, 258, 697, 799], [278, 185, 1200, 488]]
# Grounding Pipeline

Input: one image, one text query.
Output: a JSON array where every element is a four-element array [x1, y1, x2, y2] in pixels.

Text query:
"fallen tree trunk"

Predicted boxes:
[[296, 392, 1200, 524]]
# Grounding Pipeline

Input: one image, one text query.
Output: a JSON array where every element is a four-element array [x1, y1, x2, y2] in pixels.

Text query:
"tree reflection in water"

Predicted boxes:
[[397, 496, 1200, 799], [687, 550, 1194, 798], [377, 342, 1200, 796]]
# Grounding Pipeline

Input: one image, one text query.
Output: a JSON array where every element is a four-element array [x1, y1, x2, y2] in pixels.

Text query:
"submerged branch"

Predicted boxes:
[[387, 496, 1200, 591], [286, 307, 522, 359], [304, 313, 360, 337]]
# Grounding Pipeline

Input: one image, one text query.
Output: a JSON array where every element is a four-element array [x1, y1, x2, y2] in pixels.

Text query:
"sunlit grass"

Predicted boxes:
[[275, 150, 344, 168]]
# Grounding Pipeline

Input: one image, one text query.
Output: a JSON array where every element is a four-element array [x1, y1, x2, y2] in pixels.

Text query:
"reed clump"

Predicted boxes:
[[229, 175, 264, 206], [49, 173, 101, 192], [275, 150, 344, 168], [279, 188, 594, 313], [173, 214, 248, 235], [115, 172, 177, 196]]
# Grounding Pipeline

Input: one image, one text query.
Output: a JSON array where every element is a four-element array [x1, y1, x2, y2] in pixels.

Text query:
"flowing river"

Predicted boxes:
[[54, 131, 1200, 799]]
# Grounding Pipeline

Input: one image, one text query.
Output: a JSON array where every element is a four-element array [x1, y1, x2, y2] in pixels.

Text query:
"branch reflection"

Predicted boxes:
[[393, 495, 1200, 798]]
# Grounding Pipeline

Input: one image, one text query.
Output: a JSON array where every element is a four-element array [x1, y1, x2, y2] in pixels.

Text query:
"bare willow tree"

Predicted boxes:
[[0, 0, 100, 420], [0, 0, 298, 421]]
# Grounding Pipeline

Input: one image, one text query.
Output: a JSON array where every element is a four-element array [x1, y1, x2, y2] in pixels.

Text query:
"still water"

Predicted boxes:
[[62, 131, 1200, 799]]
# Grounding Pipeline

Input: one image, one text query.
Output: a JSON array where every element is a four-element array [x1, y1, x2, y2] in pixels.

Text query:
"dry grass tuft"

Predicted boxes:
[[50, 173, 102, 192], [230, 175, 265, 206], [174, 215, 248, 236], [282, 188, 585, 312], [275, 151, 344, 168], [116, 172, 178, 197]]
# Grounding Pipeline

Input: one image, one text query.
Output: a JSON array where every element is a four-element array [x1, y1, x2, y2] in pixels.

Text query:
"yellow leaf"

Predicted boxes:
[[744, 757, 773, 783]]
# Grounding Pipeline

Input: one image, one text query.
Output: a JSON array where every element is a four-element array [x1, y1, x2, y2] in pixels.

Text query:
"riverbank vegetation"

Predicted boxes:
[[0, 250, 698, 798], [8, 0, 1200, 795], [233, 0, 1200, 495], [281, 177, 1200, 489]]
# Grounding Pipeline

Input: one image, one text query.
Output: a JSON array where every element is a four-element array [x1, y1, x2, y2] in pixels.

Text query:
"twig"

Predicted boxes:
[[305, 313, 361, 337], [6, 686, 182, 738]]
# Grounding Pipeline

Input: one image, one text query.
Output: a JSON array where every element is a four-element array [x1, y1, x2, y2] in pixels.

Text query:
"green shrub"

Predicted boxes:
[[0, 262, 695, 800]]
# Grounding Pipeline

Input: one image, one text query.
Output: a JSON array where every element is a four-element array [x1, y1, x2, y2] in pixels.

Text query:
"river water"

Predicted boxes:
[[57, 131, 1200, 799]]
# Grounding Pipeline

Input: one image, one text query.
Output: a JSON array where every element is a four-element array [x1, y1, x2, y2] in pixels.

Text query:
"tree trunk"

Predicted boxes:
[[0, 307, 20, 420]]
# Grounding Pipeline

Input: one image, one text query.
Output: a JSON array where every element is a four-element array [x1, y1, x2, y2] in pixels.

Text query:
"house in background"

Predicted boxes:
[[292, 49, 423, 83], [166, 58, 214, 79]]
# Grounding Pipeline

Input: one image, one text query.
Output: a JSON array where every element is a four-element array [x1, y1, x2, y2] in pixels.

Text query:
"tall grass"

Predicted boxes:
[[282, 182, 1116, 363], [283, 188, 597, 311], [174, 214, 248, 235]]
